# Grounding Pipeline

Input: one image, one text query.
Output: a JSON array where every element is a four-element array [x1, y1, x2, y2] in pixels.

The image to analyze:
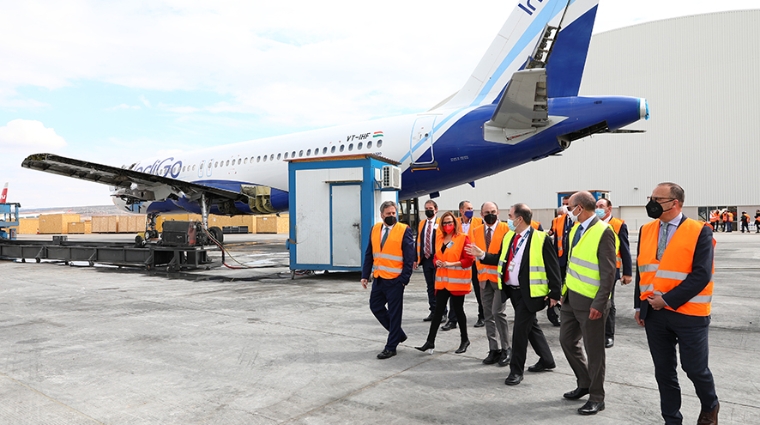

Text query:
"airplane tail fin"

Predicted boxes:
[[0, 183, 7, 203], [437, 0, 600, 110]]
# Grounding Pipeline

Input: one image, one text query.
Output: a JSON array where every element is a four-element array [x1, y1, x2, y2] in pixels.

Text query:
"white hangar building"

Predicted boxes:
[[430, 10, 760, 230]]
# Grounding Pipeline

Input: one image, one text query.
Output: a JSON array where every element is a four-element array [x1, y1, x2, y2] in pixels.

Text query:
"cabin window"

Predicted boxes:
[[331, 146, 336, 153], [299, 150, 303, 157], [322, 147, 327, 154], [214, 161, 218, 168], [270, 154, 274, 161], [277, 153, 281, 160], [377, 140, 383, 148], [339, 145, 345, 152], [263, 155, 267, 162], [357, 142, 363, 150], [307, 149, 312, 156], [348, 143, 354, 151], [284, 152, 289, 159], [244, 158, 248, 164], [367, 141, 372, 149], [257, 156, 261, 162]]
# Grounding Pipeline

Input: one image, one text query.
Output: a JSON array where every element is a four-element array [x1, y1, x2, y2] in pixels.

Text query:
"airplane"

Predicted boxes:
[[21, 0, 648, 241], [0, 183, 7, 204]]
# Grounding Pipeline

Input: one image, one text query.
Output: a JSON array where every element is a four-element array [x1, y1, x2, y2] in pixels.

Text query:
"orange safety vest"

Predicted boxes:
[[370, 222, 408, 279], [551, 215, 567, 257], [722, 212, 728, 222], [638, 218, 714, 317], [728, 212, 733, 222], [756, 215, 760, 224], [416, 218, 439, 263], [457, 216, 483, 240], [530, 220, 541, 230], [742, 213, 750, 223], [434, 233, 472, 293], [608, 216, 624, 269], [471, 222, 510, 283], [709, 212, 719, 223]]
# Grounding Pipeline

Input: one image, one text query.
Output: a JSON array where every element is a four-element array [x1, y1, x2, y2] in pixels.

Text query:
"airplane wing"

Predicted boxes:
[[21, 153, 244, 203]]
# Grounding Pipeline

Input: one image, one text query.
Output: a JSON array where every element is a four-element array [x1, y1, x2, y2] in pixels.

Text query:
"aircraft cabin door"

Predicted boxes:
[[409, 114, 438, 170], [331, 184, 362, 267]]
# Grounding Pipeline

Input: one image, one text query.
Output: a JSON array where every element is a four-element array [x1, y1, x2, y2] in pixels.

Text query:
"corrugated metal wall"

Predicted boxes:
[[431, 10, 760, 219]]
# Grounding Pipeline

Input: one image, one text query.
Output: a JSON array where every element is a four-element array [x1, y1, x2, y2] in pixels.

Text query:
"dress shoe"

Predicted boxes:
[[474, 318, 485, 328], [377, 349, 396, 359], [399, 334, 408, 344], [697, 401, 720, 425], [577, 401, 605, 415], [455, 340, 470, 354], [441, 321, 457, 331], [482, 350, 500, 365], [504, 373, 523, 386], [415, 341, 435, 354], [563, 387, 590, 400], [528, 360, 556, 372], [498, 347, 512, 367], [605, 337, 614, 348], [423, 312, 435, 322]]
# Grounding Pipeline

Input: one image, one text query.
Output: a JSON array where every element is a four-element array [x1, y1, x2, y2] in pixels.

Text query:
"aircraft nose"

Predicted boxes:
[[639, 98, 650, 120]]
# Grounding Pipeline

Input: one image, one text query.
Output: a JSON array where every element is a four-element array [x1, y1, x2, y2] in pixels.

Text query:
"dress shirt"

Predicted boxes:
[[577, 214, 595, 240], [506, 227, 531, 287], [461, 219, 471, 234], [660, 213, 683, 247]]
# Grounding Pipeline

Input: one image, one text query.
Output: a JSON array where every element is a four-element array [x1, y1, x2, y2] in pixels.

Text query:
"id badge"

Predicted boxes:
[[508, 261, 516, 272]]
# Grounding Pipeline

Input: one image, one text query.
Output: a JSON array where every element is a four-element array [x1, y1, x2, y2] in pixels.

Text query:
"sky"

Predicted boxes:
[[1, 0, 758, 209]]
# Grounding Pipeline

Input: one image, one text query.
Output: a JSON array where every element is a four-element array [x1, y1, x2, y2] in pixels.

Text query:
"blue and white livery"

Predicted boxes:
[[22, 0, 647, 219]]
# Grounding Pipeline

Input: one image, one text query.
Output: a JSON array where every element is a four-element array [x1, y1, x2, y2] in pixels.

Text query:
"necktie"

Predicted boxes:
[[485, 227, 492, 250], [657, 223, 669, 260], [571, 225, 583, 248], [381, 227, 389, 250], [424, 221, 432, 258], [507, 234, 521, 265]]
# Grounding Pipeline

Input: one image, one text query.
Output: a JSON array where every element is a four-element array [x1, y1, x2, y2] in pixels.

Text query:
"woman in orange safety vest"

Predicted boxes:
[[415, 211, 474, 355]]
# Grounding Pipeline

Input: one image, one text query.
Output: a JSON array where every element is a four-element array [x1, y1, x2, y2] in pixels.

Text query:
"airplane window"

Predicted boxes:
[[244, 158, 248, 164], [367, 141, 372, 149], [277, 153, 281, 160], [331, 146, 336, 153], [377, 140, 383, 147], [348, 143, 354, 151], [322, 147, 327, 154], [315, 147, 319, 155], [307, 149, 311, 156], [339, 145, 345, 152], [192, 165, 196, 171], [226, 160, 230, 166], [257, 156, 260, 162], [284, 152, 289, 159], [263, 155, 267, 162], [270, 154, 274, 161], [357, 142, 363, 150], [215, 161, 218, 168], [299, 150, 303, 157], [292, 151, 296, 158]]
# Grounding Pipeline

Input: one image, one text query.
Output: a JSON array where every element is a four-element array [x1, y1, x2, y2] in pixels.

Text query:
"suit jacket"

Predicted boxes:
[[417, 218, 438, 264], [361, 224, 416, 285], [561, 216, 617, 312], [481, 229, 562, 313], [634, 215, 714, 320], [616, 221, 633, 279]]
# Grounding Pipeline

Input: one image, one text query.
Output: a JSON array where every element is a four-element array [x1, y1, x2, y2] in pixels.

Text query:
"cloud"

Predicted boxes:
[[106, 103, 141, 111], [0, 119, 66, 152]]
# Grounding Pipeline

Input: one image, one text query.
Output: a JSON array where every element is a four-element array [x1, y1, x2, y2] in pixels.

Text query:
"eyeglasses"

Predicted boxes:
[[442, 221, 455, 225], [647, 197, 676, 203]]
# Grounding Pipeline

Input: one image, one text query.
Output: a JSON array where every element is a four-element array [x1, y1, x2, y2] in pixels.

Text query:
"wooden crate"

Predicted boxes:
[[68, 222, 85, 234], [39, 214, 81, 234], [18, 218, 39, 234], [91, 216, 119, 233], [117, 215, 144, 233], [84, 220, 92, 234], [256, 215, 288, 234]]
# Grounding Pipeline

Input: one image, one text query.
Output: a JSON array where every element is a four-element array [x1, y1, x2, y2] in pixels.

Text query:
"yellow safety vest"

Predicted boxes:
[[563, 220, 618, 299], [496, 230, 550, 298]]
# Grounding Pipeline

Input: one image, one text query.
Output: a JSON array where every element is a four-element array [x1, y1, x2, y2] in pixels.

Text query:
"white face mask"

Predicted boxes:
[[567, 206, 579, 223], [558, 205, 569, 216]]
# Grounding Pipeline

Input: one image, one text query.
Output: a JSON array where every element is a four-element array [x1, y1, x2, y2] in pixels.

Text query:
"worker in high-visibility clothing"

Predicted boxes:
[[546, 195, 573, 327], [559, 191, 617, 416], [594, 198, 633, 349], [466, 203, 561, 387], [634, 182, 719, 425], [361, 200, 416, 360], [741, 211, 751, 233], [709, 210, 719, 231], [726, 211, 734, 232]]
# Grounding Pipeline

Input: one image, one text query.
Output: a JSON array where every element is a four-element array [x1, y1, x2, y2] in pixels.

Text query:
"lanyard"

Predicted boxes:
[[511, 229, 530, 258]]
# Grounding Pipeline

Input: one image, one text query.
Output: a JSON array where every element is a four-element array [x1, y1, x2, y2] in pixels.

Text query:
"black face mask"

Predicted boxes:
[[384, 216, 397, 226], [424, 210, 435, 219], [646, 199, 675, 219], [484, 213, 498, 225]]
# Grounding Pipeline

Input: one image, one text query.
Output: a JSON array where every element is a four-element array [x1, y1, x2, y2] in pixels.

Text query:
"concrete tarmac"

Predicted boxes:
[[0, 232, 758, 424]]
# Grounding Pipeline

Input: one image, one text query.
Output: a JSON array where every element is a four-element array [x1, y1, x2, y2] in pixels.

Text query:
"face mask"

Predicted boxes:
[[424, 209, 435, 219], [506, 219, 516, 231], [558, 205, 569, 215], [464, 210, 474, 219], [595, 208, 606, 219], [384, 215, 397, 226], [646, 199, 664, 219], [567, 206, 579, 223], [484, 213, 498, 225], [442, 223, 455, 233]]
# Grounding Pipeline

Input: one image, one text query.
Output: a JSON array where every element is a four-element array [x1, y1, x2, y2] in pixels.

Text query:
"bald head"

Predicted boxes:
[[570, 191, 597, 212]]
